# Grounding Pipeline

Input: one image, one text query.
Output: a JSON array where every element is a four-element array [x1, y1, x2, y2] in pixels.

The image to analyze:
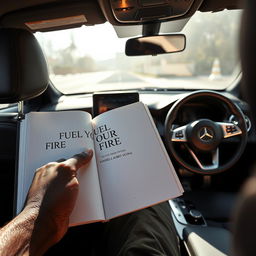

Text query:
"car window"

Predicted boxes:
[[34, 10, 241, 94]]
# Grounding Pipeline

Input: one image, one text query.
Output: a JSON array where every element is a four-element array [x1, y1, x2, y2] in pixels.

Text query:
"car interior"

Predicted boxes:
[[0, 0, 253, 255]]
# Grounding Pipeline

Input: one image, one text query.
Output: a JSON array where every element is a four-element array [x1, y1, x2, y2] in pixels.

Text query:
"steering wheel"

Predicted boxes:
[[164, 90, 248, 174]]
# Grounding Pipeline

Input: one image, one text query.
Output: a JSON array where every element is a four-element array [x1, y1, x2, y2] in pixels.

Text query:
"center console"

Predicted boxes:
[[169, 197, 231, 256]]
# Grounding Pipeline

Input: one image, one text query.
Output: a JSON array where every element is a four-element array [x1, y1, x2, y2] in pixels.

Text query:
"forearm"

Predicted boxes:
[[0, 206, 60, 256], [0, 207, 38, 256], [0, 151, 91, 256]]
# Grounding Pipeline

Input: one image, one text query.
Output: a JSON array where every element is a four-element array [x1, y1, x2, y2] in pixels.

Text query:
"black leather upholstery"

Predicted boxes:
[[241, 1, 256, 125], [0, 28, 49, 103], [231, 1, 256, 256], [0, 115, 17, 225], [0, 28, 49, 224]]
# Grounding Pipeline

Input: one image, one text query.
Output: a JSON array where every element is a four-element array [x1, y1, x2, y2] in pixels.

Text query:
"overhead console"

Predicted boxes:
[[110, 0, 194, 23], [98, 0, 204, 25]]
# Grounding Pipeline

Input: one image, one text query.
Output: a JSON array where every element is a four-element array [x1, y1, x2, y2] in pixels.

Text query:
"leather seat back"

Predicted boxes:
[[233, 1, 256, 255], [0, 28, 49, 224]]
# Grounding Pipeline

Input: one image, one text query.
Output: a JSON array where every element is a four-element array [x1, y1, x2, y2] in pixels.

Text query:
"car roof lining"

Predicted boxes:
[[0, 0, 243, 33]]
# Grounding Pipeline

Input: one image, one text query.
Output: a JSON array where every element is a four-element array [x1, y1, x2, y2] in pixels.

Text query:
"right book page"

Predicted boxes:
[[93, 102, 183, 220]]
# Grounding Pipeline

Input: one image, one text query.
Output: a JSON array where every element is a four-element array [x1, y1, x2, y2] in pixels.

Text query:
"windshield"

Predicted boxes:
[[36, 10, 242, 94]]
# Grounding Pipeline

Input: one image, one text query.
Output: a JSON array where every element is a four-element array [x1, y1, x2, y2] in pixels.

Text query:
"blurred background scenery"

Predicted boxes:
[[34, 10, 241, 94], [0, 9, 242, 110]]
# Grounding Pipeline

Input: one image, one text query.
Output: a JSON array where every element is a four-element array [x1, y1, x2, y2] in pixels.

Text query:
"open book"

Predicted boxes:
[[17, 102, 183, 226]]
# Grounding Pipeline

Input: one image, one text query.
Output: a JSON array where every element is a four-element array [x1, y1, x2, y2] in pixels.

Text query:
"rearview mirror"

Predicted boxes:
[[125, 34, 186, 56]]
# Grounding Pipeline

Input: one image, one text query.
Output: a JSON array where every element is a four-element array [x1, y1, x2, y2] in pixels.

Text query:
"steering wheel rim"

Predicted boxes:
[[164, 90, 248, 175]]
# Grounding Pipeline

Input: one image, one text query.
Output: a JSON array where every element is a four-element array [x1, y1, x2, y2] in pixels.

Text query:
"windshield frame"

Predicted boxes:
[[36, 9, 242, 95]]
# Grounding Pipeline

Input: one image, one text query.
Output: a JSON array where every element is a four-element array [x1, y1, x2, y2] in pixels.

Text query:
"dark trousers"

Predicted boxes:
[[46, 202, 180, 256]]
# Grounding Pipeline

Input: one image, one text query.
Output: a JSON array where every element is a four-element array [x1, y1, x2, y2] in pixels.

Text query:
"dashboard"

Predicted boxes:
[[1, 88, 255, 188], [42, 90, 255, 143]]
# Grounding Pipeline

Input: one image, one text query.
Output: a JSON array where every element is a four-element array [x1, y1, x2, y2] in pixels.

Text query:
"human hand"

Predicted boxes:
[[24, 149, 93, 254]]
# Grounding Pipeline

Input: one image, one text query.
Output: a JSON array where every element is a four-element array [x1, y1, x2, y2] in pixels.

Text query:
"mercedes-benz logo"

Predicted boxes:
[[199, 127, 214, 141]]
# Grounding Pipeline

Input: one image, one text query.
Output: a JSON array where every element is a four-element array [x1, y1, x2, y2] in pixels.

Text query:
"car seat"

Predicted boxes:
[[0, 28, 48, 225], [232, 1, 256, 255]]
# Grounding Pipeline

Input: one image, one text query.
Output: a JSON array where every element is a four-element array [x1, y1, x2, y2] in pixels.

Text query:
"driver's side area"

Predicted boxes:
[[165, 87, 251, 256]]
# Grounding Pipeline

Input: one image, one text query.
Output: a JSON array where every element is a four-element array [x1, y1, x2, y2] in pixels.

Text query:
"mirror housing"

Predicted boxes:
[[125, 34, 186, 56]]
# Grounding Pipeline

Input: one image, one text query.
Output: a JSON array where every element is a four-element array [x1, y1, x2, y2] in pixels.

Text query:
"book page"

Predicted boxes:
[[93, 102, 183, 219], [17, 111, 105, 225]]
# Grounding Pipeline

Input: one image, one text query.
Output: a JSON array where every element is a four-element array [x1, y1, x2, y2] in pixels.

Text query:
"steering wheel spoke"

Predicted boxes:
[[217, 122, 242, 139], [171, 125, 188, 142], [186, 145, 219, 171]]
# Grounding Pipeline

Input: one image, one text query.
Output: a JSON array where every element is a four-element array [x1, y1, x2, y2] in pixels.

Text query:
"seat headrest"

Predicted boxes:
[[0, 28, 49, 103]]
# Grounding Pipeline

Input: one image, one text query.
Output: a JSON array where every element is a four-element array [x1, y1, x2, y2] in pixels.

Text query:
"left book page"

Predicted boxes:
[[17, 111, 105, 226]]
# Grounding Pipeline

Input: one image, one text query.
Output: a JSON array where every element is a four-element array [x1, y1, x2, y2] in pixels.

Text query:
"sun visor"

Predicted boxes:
[[0, 28, 49, 103], [0, 1, 106, 32], [199, 0, 244, 12]]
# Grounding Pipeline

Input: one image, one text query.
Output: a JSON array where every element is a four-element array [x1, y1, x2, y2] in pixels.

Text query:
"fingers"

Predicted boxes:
[[63, 149, 93, 170]]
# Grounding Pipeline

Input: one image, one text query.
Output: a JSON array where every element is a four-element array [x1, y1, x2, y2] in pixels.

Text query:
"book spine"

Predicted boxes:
[[92, 121, 107, 220]]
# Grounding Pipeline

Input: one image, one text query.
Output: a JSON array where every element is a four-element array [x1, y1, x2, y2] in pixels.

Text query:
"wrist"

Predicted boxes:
[[21, 206, 62, 255], [29, 212, 67, 255]]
